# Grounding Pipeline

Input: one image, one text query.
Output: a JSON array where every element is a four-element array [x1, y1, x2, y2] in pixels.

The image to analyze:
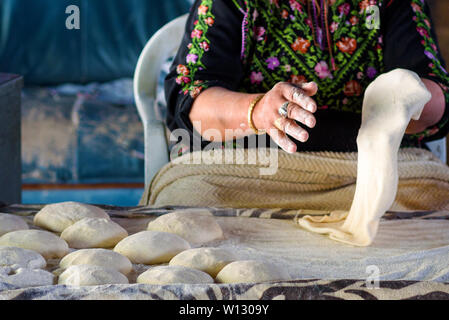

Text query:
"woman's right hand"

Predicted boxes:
[[252, 81, 319, 153]]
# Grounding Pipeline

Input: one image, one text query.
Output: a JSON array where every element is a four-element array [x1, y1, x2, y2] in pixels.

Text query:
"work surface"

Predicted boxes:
[[1, 204, 449, 300]]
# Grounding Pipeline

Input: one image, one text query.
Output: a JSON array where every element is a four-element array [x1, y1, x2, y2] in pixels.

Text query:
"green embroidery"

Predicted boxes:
[[408, 0, 449, 140], [176, 0, 215, 98], [237, 0, 384, 113]]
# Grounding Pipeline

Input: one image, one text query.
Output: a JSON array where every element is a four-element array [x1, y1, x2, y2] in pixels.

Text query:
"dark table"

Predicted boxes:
[[0, 73, 23, 204]]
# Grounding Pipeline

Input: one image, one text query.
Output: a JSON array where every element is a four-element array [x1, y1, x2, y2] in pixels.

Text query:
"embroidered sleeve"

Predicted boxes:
[[165, 0, 246, 140], [383, 0, 449, 142]]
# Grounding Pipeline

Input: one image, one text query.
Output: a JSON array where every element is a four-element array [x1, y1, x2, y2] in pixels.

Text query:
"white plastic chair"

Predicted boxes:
[[427, 139, 447, 163], [134, 14, 188, 189]]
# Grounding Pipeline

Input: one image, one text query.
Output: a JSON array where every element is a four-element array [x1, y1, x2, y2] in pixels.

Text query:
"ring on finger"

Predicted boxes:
[[278, 101, 289, 118]]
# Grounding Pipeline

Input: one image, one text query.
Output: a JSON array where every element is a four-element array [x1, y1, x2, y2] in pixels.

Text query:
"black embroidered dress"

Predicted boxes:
[[165, 0, 449, 153]]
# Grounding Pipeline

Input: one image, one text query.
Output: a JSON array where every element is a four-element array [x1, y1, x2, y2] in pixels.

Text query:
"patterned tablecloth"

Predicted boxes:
[[1, 204, 449, 300]]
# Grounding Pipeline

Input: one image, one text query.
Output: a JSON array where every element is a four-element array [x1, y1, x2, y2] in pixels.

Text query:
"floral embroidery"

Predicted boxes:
[[315, 61, 333, 79], [336, 37, 357, 54], [234, 0, 383, 113], [407, 0, 449, 141], [177, 0, 215, 98], [291, 37, 311, 53]]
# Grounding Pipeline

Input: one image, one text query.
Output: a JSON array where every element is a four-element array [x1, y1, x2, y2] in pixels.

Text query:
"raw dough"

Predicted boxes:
[[0, 247, 46, 270], [147, 209, 223, 244], [60, 218, 128, 249], [215, 260, 291, 283], [0, 230, 69, 259], [297, 69, 432, 246], [0, 213, 29, 236], [34, 201, 110, 233], [58, 265, 129, 286], [169, 247, 237, 277], [114, 231, 191, 264], [0, 267, 54, 288], [59, 249, 132, 275], [136, 265, 214, 285]]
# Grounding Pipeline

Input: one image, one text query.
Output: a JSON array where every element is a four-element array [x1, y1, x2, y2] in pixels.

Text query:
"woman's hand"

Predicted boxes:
[[252, 82, 319, 153]]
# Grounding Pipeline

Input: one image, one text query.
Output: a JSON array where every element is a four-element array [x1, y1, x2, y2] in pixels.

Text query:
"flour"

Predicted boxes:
[[297, 69, 432, 246], [0, 267, 54, 288], [0, 247, 46, 270]]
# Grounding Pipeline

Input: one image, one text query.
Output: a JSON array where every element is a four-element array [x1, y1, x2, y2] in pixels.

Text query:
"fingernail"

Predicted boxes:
[[306, 118, 314, 127], [307, 104, 315, 112]]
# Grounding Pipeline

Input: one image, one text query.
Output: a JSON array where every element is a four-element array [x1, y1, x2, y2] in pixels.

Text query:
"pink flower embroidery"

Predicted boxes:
[[250, 71, 264, 84], [411, 2, 422, 13], [289, 0, 303, 12], [186, 53, 198, 64], [199, 41, 210, 51], [255, 27, 266, 42], [314, 61, 333, 79], [198, 5, 208, 16], [191, 29, 203, 39], [417, 27, 428, 38], [330, 21, 339, 33], [338, 3, 350, 16]]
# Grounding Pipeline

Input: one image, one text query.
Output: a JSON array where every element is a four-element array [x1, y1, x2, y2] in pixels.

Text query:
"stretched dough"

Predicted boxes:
[[215, 260, 291, 283], [137, 266, 214, 285], [0, 213, 29, 236], [147, 209, 223, 244], [0, 247, 46, 270], [0, 230, 69, 259], [169, 247, 237, 278], [60, 218, 128, 249], [34, 202, 110, 233], [297, 69, 432, 246], [58, 265, 129, 286], [59, 249, 132, 275], [114, 231, 191, 264]]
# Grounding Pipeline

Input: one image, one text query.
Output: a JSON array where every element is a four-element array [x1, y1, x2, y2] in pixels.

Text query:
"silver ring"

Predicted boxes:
[[278, 101, 289, 118]]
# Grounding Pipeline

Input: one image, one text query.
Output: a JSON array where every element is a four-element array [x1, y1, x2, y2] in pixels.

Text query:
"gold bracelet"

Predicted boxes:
[[247, 94, 266, 135]]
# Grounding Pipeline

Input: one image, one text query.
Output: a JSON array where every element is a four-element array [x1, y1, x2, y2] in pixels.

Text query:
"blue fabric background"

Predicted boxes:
[[0, 0, 191, 85]]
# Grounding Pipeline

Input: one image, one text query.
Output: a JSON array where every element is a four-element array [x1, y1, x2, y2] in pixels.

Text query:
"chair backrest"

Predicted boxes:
[[134, 14, 188, 188], [133, 14, 188, 125]]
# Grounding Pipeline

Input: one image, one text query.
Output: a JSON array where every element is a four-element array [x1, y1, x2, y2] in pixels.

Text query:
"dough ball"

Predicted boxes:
[[0, 213, 29, 236], [114, 231, 190, 265], [137, 266, 213, 285], [169, 247, 237, 278], [0, 230, 69, 259], [61, 218, 128, 249], [0, 247, 46, 270], [147, 210, 223, 244], [58, 265, 129, 286], [60, 249, 132, 275], [0, 267, 54, 288], [34, 201, 110, 233], [215, 260, 291, 284]]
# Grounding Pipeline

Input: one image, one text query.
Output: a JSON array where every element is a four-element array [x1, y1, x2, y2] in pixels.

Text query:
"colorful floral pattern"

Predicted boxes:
[[176, 0, 215, 98], [176, 0, 448, 144], [407, 0, 449, 142]]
